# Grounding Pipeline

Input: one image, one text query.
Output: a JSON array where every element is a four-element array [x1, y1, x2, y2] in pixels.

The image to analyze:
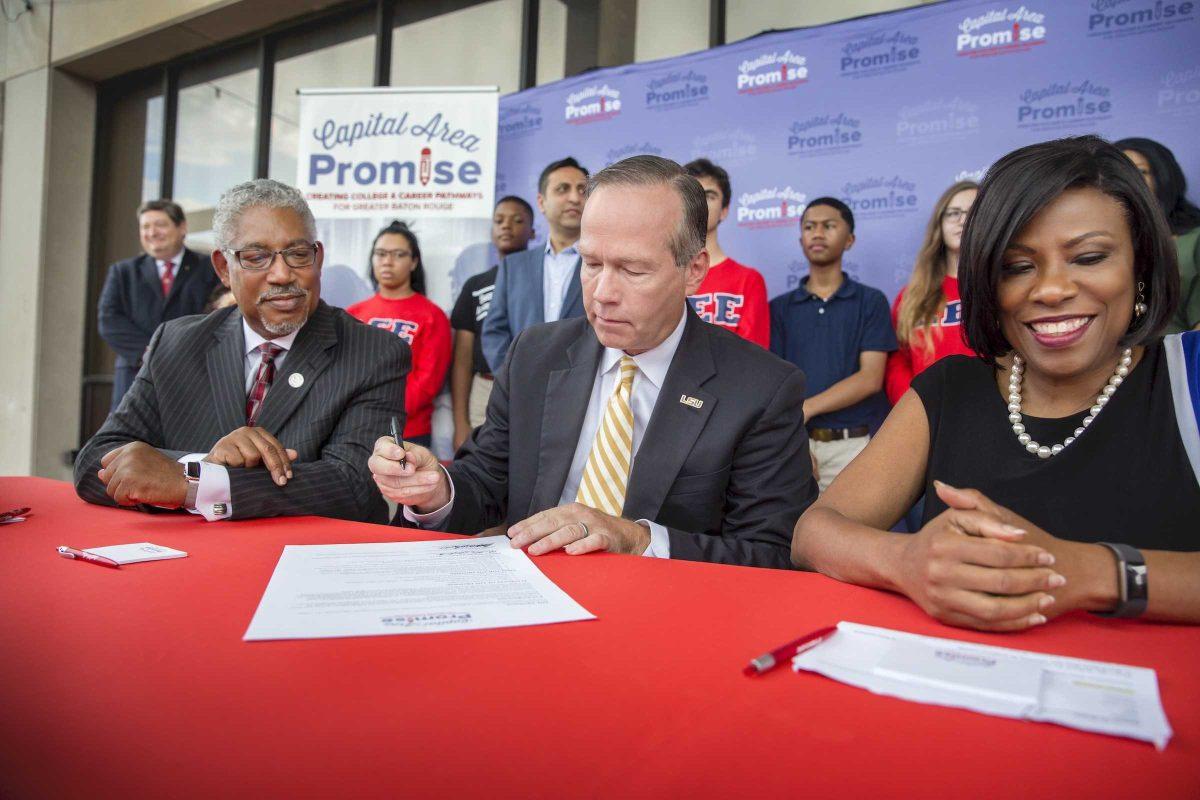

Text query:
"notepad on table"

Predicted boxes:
[[83, 542, 188, 565]]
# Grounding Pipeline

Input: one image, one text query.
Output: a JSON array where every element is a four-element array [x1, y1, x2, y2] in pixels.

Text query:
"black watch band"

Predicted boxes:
[[183, 461, 202, 510], [1092, 542, 1148, 619]]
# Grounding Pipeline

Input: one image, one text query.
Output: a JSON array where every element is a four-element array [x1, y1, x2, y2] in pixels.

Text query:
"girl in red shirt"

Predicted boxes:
[[884, 181, 979, 404], [347, 221, 451, 447]]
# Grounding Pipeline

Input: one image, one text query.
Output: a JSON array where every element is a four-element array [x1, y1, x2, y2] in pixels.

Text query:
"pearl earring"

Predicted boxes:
[[1134, 280, 1147, 317]]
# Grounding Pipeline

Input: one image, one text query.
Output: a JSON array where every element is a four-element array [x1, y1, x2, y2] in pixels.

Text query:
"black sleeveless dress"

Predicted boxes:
[[911, 341, 1200, 551]]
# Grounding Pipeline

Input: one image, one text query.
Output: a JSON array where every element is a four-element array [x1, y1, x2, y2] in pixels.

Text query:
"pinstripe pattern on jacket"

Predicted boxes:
[[74, 301, 410, 523]]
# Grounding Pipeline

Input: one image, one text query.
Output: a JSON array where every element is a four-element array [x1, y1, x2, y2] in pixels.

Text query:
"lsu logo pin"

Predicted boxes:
[[679, 395, 703, 409]]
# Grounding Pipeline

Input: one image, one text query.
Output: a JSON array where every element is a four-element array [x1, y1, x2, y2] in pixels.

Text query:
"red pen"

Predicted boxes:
[[56, 546, 121, 569], [744, 625, 838, 676]]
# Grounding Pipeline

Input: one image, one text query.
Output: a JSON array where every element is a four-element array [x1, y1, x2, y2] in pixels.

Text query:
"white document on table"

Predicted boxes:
[[793, 621, 1172, 749], [244, 536, 595, 640]]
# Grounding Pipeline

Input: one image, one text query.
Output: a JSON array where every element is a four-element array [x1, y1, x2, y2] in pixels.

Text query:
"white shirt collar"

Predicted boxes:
[[156, 248, 186, 269], [599, 305, 688, 390], [242, 317, 301, 357]]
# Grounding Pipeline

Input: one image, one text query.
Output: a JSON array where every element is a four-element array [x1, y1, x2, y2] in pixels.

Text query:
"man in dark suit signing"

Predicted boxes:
[[75, 179, 409, 523], [370, 156, 817, 569], [99, 199, 221, 411]]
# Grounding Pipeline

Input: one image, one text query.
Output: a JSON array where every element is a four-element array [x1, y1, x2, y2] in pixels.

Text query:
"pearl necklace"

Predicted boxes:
[[1007, 348, 1132, 459]]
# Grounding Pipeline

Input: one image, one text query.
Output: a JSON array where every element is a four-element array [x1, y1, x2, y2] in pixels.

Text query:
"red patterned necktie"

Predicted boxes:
[[161, 260, 174, 298], [245, 343, 283, 427]]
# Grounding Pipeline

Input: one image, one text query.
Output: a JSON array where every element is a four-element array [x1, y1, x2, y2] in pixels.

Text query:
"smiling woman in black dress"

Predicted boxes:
[[792, 135, 1200, 632]]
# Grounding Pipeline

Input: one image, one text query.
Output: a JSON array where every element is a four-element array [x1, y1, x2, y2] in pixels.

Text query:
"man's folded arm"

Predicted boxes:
[[228, 338, 410, 523], [74, 324, 174, 506], [665, 368, 816, 570]]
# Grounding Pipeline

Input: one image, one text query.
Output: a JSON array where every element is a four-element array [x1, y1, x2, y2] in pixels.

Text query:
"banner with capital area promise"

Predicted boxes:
[[296, 87, 499, 460]]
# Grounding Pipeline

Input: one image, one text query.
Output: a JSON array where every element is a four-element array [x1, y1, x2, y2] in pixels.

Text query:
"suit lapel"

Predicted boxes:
[[560, 256, 583, 318], [206, 309, 248, 435], [254, 303, 337, 436], [529, 323, 603, 514], [624, 311, 717, 521], [139, 255, 165, 315], [163, 249, 197, 309], [529, 248, 546, 325]]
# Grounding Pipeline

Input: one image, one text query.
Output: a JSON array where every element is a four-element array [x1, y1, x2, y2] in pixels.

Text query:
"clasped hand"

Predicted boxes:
[[896, 481, 1070, 632]]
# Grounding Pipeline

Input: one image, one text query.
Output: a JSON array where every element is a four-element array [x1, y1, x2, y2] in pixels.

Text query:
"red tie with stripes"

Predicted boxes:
[[245, 343, 283, 427], [161, 260, 174, 298]]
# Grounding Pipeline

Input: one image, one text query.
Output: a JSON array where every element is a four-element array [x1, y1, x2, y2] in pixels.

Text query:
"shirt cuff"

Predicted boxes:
[[178, 453, 232, 522], [401, 465, 455, 528], [636, 519, 671, 559]]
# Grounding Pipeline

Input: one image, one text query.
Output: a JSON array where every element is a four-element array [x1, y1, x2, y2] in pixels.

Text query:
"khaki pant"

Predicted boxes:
[[469, 373, 494, 428], [810, 435, 869, 493]]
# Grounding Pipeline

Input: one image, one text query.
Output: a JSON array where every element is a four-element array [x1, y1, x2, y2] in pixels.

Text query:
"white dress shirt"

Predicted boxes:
[[542, 240, 580, 323], [180, 318, 301, 521], [406, 307, 690, 559]]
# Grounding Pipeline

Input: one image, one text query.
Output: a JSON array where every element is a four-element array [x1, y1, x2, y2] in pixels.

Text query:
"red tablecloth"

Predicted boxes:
[[0, 477, 1196, 799]]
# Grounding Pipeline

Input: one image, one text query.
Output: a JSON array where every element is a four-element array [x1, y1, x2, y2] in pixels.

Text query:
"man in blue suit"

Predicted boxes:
[[481, 158, 589, 372], [98, 200, 220, 411]]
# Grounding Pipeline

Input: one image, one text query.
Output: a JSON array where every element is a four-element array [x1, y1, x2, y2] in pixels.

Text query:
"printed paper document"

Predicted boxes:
[[793, 622, 1172, 748], [244, 536, 595, 640]]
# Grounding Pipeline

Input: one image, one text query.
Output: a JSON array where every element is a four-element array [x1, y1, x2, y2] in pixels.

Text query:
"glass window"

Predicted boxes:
[[173, 45, 259, 244], [391, 0, 521, 94], [725, 0, 927, 43], [634, 0, 708, 63], [537, 0, 568, 85], [269, 12, 375, 184], [142, 95, 163, 200]]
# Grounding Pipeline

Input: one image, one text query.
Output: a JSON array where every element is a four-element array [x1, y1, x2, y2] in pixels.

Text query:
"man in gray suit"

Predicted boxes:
[[480, 157, 588, 372], [371, 156, 817, 569], [75, 180, 409, 523]]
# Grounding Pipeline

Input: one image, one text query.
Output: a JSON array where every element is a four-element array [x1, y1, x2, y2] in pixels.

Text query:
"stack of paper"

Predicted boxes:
[[83, 542, 188, 564], [793, 622, 1173, 749]]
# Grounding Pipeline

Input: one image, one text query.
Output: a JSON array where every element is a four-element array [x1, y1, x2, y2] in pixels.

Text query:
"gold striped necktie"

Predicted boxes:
[[576, 356, 638, 517]]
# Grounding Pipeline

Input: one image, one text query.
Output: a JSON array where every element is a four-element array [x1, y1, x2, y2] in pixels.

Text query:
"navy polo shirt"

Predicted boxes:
[[769, 276, 897, 431]]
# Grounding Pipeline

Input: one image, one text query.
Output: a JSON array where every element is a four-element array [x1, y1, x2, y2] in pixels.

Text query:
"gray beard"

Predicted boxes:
[[262, 314, 306, 336]]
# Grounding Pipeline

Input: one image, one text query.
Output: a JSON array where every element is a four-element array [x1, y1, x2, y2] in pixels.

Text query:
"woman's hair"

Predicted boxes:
[[959, 135, 1179, 364], [896, 180, 978, 351], [1113, 136, 1200, 236], [369, 220, 426, 295]]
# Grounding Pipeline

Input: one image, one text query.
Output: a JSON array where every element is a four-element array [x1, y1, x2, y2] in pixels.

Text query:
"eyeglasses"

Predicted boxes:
[[372, 248, 412, 261], [226, 243, 320, 271], [942, 209, 968, 222]]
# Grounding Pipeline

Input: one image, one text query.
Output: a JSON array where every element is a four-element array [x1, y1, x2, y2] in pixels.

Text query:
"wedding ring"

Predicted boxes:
[[577, 521, 590, 540]]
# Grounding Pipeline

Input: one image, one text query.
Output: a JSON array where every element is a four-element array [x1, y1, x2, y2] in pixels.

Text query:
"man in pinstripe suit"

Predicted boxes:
[[74, 180, 409, 523]]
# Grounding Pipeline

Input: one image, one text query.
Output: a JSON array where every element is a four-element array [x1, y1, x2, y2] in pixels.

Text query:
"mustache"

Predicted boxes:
[[257, 284, 309, 304]]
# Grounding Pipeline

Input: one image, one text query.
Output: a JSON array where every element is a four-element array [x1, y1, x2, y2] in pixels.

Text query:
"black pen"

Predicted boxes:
[[390, 416, 407, 469]]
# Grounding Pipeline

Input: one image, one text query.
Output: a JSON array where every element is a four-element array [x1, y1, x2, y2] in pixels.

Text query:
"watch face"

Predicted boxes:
[[186, 461, 202, 480], [1130, 564, 1148, 591]]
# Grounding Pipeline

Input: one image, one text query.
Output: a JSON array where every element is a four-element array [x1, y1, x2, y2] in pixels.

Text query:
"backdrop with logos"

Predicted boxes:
[[494, 0, 1200, 303]]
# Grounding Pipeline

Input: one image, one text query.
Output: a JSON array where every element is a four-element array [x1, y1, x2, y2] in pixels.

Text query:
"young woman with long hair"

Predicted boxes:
[[884, 181, 979, 404]]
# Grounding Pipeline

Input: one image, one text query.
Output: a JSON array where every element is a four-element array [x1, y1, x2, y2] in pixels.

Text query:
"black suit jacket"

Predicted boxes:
[[75, 302, 409, 523], [98, 249, 220, 368], [402, 309, 818, 569]]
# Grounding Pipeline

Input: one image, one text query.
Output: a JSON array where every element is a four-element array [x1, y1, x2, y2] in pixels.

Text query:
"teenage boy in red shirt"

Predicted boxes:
[[683, 158, 769, 348]]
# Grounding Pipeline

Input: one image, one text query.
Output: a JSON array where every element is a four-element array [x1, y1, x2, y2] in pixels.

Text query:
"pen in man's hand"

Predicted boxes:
[[390, 416, 407, 469]]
